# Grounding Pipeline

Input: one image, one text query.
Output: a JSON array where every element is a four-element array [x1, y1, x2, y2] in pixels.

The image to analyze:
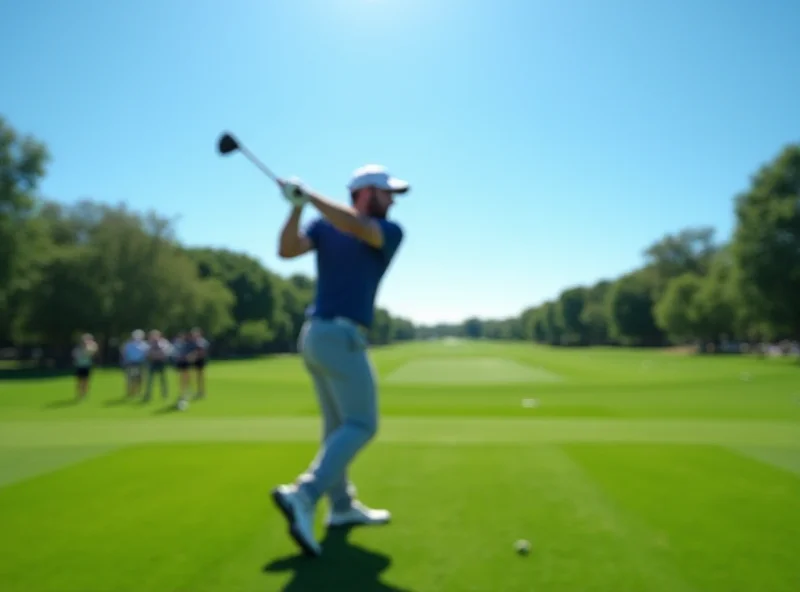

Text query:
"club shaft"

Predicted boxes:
[[237, 143, 280, 185]]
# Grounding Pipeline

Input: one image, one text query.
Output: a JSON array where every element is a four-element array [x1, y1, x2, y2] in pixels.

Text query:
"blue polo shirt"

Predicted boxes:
[[122, 339, 149, 364], [305, 216, 403, 328]]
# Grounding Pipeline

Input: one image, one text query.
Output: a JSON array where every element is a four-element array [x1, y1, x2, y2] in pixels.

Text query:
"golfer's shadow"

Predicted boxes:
[[42, 398, 79, 409], [263, 526, 413, 592], [103, 396, 133, 407]]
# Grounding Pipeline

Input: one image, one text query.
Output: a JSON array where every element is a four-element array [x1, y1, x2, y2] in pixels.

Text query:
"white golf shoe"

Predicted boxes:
[[271, 484, 321, 557], [326, 500, 391, 528]]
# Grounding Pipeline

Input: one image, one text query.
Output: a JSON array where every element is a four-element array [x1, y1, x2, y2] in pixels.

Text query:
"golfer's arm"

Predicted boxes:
[[278, 206, 312, 259], [306, 191, 383, 248]]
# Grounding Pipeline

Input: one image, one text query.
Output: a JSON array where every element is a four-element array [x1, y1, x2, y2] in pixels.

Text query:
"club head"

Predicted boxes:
[[217, 132, 239, 155]]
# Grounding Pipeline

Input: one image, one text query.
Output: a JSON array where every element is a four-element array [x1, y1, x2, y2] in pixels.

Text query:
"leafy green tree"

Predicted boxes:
[[580, 280, 612, 345], [522, 305, 556, 344], [23, 246, 102, 351], [642, 227, 718, 299], [482, 318, 518, 340], [732, 143, 800, 339], [21, 200, 236, 351], [541, 301, 563, 345], [188, 248, 286, 330], [606, 273, 664, 346], [235, 320, 275, 352], [273, 274, 314, 351], [368, 308, 394, 345], [391, 317, 416, 341], [557, 287, 588, 345], [530, 308, 549, 343], [519, 307, 536, 341], [653, 273, 703, 342], [0, 118, 51, 343], [187, 277, 237, 337], [462, 317, 483, 339], [689, 248, 738, 342]]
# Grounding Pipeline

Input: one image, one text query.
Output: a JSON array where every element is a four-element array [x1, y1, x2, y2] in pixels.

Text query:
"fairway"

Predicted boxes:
[[1, 341, 800, 592], [385, 356, 563, 384]]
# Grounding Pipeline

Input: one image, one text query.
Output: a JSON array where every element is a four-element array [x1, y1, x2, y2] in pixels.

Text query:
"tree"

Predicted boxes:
[[71, 202, 212, 341], [23, 246, 103, 352], [653, 273, 703, 343], [0, 117, 50, 343], [530, 309, 549, 343], [18, 200, 236, 354], [391, 317, 416, 341], [643, 226, 718, 299], [689, 248, 738, 342], [188, 248, 286, 330], [186, 247, 297, 351], [463, 317, 483, 339], [731, 143, 800, 339], [273, 274, 314, 351], [580, 280, 612, 345], [368, 308, 394, 345], [482, 318, 520, 340], [557, 287, 588, 345], [536, 301, 561, 345], [182, 277, 237, 338], [606, 273, 664, 346], [235, 320, 274, 352]]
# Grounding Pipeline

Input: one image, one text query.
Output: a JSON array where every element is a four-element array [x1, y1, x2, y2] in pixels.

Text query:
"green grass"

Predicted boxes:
[[1, 340, 799, 591]]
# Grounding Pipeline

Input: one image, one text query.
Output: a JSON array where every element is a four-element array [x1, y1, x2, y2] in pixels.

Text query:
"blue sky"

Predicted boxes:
[[2, 0, 798, 324]]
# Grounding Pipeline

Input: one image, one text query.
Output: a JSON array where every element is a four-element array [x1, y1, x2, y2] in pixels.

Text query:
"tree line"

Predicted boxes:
[[0, 116, 415, 365], [3, 114, 798, 362], [416, 142, 800, 350]]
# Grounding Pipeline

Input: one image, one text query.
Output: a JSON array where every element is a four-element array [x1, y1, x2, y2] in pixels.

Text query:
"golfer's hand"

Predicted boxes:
[[279, 177, 310, 208]]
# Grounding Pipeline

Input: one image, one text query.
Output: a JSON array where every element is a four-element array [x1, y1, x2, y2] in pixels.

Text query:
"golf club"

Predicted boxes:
[[217, 131, 283, 188]]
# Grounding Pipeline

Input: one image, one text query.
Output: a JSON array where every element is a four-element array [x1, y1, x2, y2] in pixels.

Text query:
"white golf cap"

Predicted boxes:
[[347, 164, 410, 194], [132, 329, 144, 340]]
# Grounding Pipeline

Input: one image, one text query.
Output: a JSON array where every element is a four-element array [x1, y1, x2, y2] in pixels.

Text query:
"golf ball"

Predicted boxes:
[[177, 399, 189, 411], [514, 539, 531, 555]]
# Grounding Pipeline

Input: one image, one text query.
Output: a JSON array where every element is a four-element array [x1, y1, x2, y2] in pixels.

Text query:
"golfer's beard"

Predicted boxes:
[[368, 197, 388, 219]]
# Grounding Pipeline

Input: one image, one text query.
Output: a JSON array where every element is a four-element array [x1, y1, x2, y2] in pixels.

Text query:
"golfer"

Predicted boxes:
[[271, 164, 409, 557]]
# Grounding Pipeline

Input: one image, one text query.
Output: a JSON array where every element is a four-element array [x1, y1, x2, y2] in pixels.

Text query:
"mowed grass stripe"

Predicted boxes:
[[565, 443, 800, 592], [1, 417, 798, 447], [0, 445, 119, 488], [384, 356, 563, 384], [530, 446, 698, 592], [727, 446, 800, 477]]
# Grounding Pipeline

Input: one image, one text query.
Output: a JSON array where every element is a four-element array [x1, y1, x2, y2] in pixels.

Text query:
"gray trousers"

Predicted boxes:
[[296, 318, 378, 512], [144, 362, 168, 399]]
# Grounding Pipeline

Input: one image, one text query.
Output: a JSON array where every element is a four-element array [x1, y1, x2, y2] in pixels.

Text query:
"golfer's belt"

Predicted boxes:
[[314, 316, 368, 336]]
